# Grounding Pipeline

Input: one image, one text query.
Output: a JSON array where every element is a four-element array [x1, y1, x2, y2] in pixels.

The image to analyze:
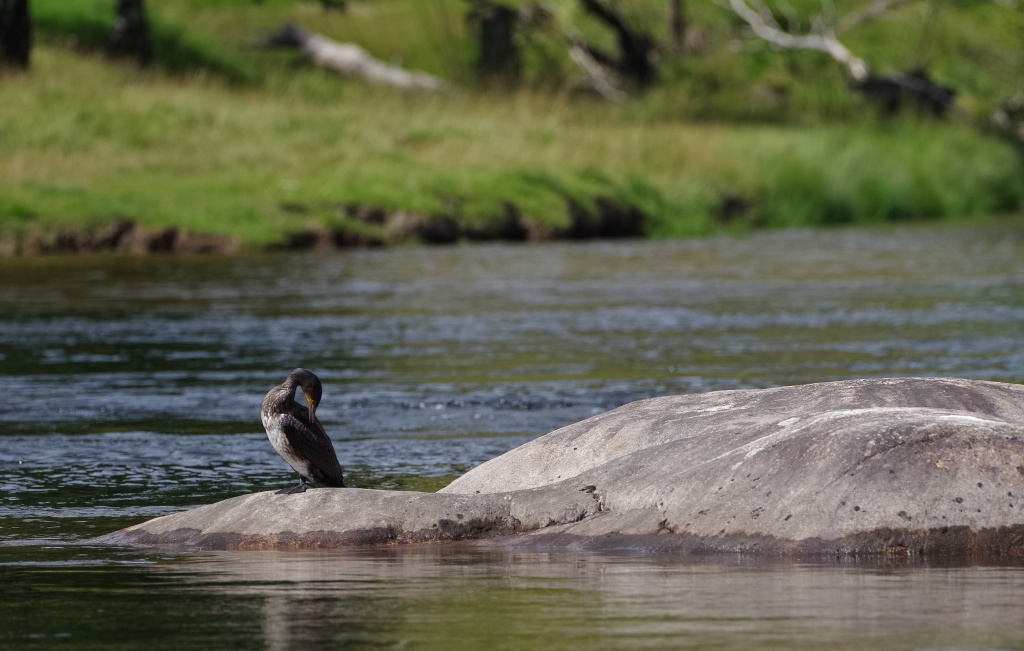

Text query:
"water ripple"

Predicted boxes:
[[1, 226, 1024, 542]]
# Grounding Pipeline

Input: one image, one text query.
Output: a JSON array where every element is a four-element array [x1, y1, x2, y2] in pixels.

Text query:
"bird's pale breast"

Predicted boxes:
[[262, 413, 309, 476]]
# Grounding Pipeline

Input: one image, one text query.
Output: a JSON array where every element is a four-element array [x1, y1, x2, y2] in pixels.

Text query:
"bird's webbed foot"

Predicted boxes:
[[275, 477, 310, 494]]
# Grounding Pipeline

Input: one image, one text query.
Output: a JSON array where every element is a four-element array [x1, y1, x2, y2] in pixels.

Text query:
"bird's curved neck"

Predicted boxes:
[[265, 379, 303, 415]]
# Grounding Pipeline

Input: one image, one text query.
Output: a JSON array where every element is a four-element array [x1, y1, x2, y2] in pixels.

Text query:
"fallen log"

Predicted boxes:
[[260, 23, 444, 91]]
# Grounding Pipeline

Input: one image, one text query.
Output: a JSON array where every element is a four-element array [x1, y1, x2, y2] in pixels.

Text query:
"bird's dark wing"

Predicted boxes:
[[279, 413, 346, 487]]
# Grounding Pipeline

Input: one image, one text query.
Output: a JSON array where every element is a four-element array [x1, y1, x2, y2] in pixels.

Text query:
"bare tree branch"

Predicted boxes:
[[568, 44, 627, 103], [728, 0, 869, 82], [518, 4, 628, 103], [259, 24, 444, 91], [667, 0, 686, 54], [579, 0, 657, 86]]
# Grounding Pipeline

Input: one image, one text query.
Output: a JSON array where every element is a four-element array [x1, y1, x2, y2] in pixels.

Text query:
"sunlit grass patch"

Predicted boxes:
[[32, 0, 258, 83]]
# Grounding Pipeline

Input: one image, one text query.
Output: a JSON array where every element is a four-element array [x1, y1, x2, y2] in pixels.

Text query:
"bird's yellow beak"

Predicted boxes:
[[305, 394, 317, 422]]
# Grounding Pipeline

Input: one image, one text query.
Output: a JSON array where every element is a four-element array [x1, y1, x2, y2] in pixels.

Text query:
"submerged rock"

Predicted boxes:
[[99, 378, 1024, 556]]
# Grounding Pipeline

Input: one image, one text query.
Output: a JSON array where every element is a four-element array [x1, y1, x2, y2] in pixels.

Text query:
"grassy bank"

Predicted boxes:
[[1, 1, 1023, 252]]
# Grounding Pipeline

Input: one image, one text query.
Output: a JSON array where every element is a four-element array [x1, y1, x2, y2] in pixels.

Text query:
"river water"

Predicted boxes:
[[2, 222, 1024, 649]]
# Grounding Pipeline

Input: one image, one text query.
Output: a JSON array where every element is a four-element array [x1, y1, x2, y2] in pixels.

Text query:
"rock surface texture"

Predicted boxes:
[[100, 378, 1024, 556]]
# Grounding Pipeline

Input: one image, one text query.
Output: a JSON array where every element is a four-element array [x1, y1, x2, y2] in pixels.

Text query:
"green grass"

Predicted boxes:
[[32, 0, 259, 84], [1, 0, 1023, 250]]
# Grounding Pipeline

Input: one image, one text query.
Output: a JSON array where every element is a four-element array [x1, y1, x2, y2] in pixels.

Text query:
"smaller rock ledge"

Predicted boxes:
[[487, 524, 1024, 559], [94, 485, 596, 550]]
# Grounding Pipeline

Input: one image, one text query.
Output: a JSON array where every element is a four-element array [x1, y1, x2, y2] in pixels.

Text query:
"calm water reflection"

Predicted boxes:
[[5, 546, 1024, 650], [2, 221, 1024, 649]]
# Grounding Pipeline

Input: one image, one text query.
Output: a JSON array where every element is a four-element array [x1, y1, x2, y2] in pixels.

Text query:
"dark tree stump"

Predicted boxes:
[[467, 1, 520, 81], [667, 0, 686, 55], [108, 0, 152, 65], [0, 0, 31, 70], [579, 0, 656, 87], [854, 68, 956, 118]]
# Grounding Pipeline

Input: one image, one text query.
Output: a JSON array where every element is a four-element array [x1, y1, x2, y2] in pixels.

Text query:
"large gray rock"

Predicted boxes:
[[100, 378, 1024, 556]]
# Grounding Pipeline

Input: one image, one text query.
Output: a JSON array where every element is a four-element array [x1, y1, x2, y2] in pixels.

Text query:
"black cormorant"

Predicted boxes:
[[261, 368, 345, 494]]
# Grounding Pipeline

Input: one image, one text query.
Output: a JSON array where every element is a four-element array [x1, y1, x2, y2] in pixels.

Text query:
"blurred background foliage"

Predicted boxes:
[[1, 0, 1023, 251]]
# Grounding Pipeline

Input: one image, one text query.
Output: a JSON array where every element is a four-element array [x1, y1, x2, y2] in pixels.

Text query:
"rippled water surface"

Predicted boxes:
[[3, 222, 1024, 649]]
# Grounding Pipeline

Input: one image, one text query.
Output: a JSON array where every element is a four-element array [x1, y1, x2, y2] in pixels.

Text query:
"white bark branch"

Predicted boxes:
[[520, 6, 627, 103], [568, 44, 627, 103], [728, 0, 869, 82], [301, 34, 445, 91]]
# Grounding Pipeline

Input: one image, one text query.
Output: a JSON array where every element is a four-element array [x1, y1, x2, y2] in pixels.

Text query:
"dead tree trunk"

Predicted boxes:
[[467, 1, 520, 81], [579, 0, 656, 87], [666, 0, 685, 55], [992, 93, 1024, 153], [108, 0, 152, 65], [511, 3, 627, 102], [0, 0, 31, 69]]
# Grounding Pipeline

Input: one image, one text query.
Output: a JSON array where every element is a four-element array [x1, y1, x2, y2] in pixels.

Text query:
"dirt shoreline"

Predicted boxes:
[[0, 197, 654, 256]]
